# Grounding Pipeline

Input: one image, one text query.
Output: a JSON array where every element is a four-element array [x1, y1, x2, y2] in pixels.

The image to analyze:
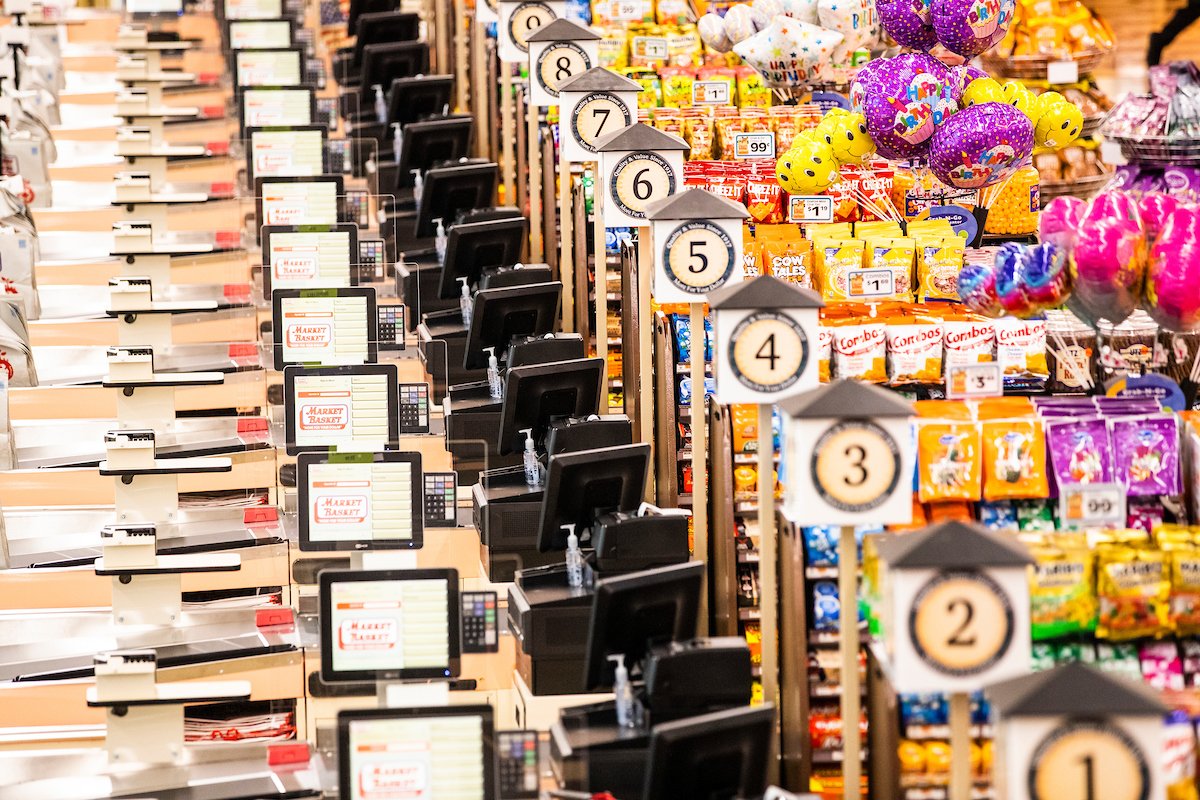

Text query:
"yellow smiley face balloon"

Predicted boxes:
[[960, 77, 1006, 107], [1035, 101, 1085, 149], [1002, 80, 1038, 123], [827, 113, 876, 165], [776, 139, 839, 195]]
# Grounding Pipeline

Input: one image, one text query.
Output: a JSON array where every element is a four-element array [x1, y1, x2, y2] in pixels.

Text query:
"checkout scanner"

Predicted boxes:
[[387, 159, 496, 266], [339, 39, 428, 122], [331, 10, 419, 87], [347, 73, 454, 176], [506, 441, 694, 694], [548, 561, 755, 799]]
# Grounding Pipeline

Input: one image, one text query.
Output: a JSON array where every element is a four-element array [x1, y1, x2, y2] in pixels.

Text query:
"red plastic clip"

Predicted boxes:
[[256, 607, 294, 628], [267, 742, 310, 766]]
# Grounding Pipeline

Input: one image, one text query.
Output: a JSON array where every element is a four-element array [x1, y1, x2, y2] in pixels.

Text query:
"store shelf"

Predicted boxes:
[[812, 748, 868, 764], [904, 725, 995, 741], [806, 566, 839, 580], [733, 453, 780, 465], [737, 551, 760, 564], [738, 606, 761, 621]]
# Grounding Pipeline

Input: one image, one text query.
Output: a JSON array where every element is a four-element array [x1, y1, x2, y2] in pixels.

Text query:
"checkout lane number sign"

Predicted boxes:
[[570, 92, 632, 154], [535, 41, 591, 99], [508, 2, 556, 53], [610, 151, 675, 219], [1028, 720, 1150, 800], [661, 220, 736, 297], [909, 570, 1015, 678], [728, 311, 808, 394]]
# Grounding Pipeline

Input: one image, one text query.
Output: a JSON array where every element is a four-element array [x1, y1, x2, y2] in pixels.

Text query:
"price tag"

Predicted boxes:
[[847, 268, 894, 298], [1101, 139, 1127, 166], [946, 362, 1003, 399], [630, 36, 667, 61], [728, 311, 808, 393], [1047, 59, 1079, 85], [1027, 721, 1150, 800], [534, 41, 591, 99], [692, 80, 730, 105], [568, 92, 633, 155], [610, 0, 643, 20], [732, 131, 775, 160], [1058, 482, 1126, 529], [787, 195, 834, 223], [610, 152, 675, 220], [811, 420, 902, 514], [661, 220, 737, 296], [909, 570, 1015, 678]]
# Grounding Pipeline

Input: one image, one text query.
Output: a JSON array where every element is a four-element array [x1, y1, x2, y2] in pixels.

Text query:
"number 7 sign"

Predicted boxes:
[[557, 68, 641, 162]]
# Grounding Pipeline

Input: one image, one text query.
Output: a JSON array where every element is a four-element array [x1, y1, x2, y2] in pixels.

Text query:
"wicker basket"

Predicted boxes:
[[1039, 171, 1114, 201], [981, 48, 1111, 80]]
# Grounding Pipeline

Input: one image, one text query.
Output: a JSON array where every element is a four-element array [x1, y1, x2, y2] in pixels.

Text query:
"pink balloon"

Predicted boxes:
[[1139, 192, 1185, 242], [1145, 208, 1200, 331], [1039, 196, 1085, 249], [1082, 191, 1143, 230], [1069, 217, 1147, 326]]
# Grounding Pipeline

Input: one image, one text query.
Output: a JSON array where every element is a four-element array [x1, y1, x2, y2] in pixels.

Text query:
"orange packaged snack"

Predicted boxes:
[[917, 421, 982, 502], [981, 418, 1050, 500]]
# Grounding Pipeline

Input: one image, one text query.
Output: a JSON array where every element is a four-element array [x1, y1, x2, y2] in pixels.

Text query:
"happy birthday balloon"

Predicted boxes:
[[819, 0, 879, 61], [733, 17, 845, 86], [877, 0, 938, 50], [932, 0, 1016, 57], [1145, 208, 1200, 331], [852, 52, 957, 161], [929, 101, 1033, 189], [778, 0, 820, 23], [723, 4, 759, 44]]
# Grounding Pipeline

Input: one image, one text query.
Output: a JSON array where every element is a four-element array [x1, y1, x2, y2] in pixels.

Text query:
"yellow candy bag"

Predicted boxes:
[[1097, 541, 1170, 641], [1029, 542, 1096, 640]]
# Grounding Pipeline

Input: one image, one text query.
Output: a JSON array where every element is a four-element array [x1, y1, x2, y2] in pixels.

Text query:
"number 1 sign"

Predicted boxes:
[[557, 67, 641, 163]]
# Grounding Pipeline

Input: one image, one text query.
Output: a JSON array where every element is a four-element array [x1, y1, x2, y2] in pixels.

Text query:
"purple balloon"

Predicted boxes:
[[948, 63, 989, 101], [852, 52, 957, 161], [929, 101, 1032, 189], [878, 0, 938, 51], [932, 0, 1016, 57]]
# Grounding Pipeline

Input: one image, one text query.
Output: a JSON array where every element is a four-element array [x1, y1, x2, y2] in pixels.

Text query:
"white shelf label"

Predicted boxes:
[[847, 268, 893, 298], [1059, 482, 1126, 529], [1047, 60, 1079, 85], [692, 80, 729, 105], [732, 131, 775, 160], [945, 362, 1003, 399], [787, 196, 834, 223]]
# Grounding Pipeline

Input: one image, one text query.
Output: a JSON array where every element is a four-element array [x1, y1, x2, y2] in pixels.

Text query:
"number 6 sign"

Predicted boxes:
[[595, 123, 689, 229], [873, 520, 1033, 693], [643, 188, 747, 302], [557, 68, 641, 162]]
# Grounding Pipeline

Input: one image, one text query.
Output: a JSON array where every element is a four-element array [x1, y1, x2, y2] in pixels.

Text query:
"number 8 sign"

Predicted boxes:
[[526, 20, 599, 107]]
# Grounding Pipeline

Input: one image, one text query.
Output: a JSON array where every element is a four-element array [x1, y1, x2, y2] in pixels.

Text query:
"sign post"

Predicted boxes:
[[780, 380, 915, 800], [646, 188, 749, 633]]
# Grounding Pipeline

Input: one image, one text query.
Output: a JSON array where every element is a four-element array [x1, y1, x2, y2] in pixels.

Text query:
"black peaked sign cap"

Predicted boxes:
[[989, 661, 1168, 717], [779, 378, 913, 420], [526, 18, 600, 41], [875, 520, 1033, 569], [709, 274, 823, 311], [593, 122, 689, 153], [557, 66, 643, 94]]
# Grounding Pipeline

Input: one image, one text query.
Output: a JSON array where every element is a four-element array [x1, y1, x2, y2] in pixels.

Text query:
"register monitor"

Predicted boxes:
[[223, 0, 284, 19], [497, 358, 605, 455], [436, 216, 528, 300], [272, 287, 377, 369], [283, 364, 399, 455], [240, 87, 315, 132], [298, 451, 422, 552], [414, 162, 498, 239], [536, 443, 650, 552], [348, 0, 400, 30], [463, 282, 562, 370], [358, 41, 429, 105], [235, 47, 304, 86], [352, 12, 420, 64], [386, 75, 454, 128], [583, 561, 705, 690], [394, 116, 473, 190], [227, 18, 295, 49], [261, 222, 356, 298], [319, 568, 459, 681], [247, 125, 326, 183], [641, 706, 775, 800], [255, 175, 343, 230], [337, 705, 494, 800]]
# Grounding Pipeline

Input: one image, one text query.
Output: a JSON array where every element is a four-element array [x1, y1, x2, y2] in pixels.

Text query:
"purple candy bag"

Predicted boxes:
[[1110, 415, 1181, 496], [1047, 418, 1112, 486]]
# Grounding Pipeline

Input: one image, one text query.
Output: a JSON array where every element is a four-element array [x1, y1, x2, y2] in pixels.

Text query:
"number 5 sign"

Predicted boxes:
[[642, 188, 747, 302], [526, 20, 599, 107], [710, 274, 824, 405], [557, 68, 641, 162], [595, 123, 689, 229], [873, 520, 1033, 694]]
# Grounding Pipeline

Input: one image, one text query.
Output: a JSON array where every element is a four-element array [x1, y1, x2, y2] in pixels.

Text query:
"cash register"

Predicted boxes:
[[506, 441, 693, 694], [388, 159, 497, 272], [548, 561, 755, 799], [339, 39, 428, 121], [331, 10, 419, 87], [348, 73, 454, 177]]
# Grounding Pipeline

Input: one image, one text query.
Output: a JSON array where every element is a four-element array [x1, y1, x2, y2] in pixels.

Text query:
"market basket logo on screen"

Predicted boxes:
[[315, 494, 368, 523], [339, 618, 397, 649], [286, 322, 332, 348], [359, 760, 428, 798], [274, 252, 318, 280], [300, 403, 349, 430]]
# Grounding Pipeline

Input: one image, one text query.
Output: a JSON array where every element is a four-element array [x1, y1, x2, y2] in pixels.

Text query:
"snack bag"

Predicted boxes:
[[660, 67, 695, 108], [1111, 415, 1182, 497], [943, 316, 996, 367], [817, 238, 866, 303], [917, 235, 967, 301], [1164, 533, 1200, 637], [817, 322, 833, 383], [1029, 543, 1097, 640], [917, 421, 982, 502], [981, 419, 1050, 500], [735, 65, 770, 108], [747, 175, 786, 225], [760, 227, 813, 286], [863, 237, 915, 302], [1097, 542, 1170, 641], [994, 316, 1050, 380], [1047, 417, 1112, 486], [887, 317, 943, 385], [831, 320, 887, 383]]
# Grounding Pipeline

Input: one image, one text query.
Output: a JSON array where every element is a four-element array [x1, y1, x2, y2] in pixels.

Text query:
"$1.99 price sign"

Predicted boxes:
[[1059, 482, 1126, 529], [692, 80, 729, 105], [732, 131, 775, 160]]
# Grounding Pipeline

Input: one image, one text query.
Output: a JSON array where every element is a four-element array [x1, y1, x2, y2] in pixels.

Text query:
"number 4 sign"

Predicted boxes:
[[557, 68, 641, 162]]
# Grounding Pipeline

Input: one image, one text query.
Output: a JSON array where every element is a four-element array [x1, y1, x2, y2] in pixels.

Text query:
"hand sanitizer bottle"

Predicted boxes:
[[521, 427, 539, 486], [608, 654, 635, 728], [458, 277, 473, 325], [434, 217, 447, 262], [485, 347, 503, 398], [563, 523, 583, 588]]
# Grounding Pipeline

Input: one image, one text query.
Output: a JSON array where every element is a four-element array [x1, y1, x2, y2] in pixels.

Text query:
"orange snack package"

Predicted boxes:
[[981, 418, 1050, 500], [918, 421, 982, 502]]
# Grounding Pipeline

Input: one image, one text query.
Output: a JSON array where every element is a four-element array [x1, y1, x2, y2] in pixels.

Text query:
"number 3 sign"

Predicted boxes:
[[874, 520, 1033, 694], [643, 188, 747, 302]]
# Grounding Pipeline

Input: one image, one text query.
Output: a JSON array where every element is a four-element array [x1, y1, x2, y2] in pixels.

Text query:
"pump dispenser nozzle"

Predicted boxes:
[[458, 277, 472, 325], [564, 523, 583, 588], [608, 654, 636, 728], [521, 427, 539, 487], [485, 347, 502, 399], [434, 217, 447, 261]]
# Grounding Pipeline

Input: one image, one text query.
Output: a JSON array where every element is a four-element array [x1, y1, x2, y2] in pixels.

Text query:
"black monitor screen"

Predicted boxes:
[[396, 116, 473, 189], [414, 163, 498, 239], [642, 706, 775, 800], [537, 443, 650, 551], [354, 11, 420, 62], [360, 41, 430, 102], [437, 217, 527, 300], [463, 282, 561, 370], [497, 357, 604, 455], [387, 75, 454, 128]]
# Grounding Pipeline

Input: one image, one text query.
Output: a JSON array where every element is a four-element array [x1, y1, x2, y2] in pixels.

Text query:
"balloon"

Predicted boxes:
[[960, 77, 1006, 107], [723, 4, 758, 44], [750, 0, 782, 29], [733, 18, 845, 86], [1034, 90, 1066, 115], [928, 102, 1033, 189], [1138, 192, 1184, 240], [776, 139, 839, 194], [1082, 191, 1143, 229], [995, 242, 1070, 316], [958, 261, 1005, 317], [852, 52, 957, 161], [1145, 208, 1200, 331], [1001, 80, 1038, 123], [826, 113, 877, 164], [778, 0, 820, 23], [877, 0, 938, 50], [1039, 195, 1086, 249], [949, 64, 989, 99], [931, 0, 1016, 57], [698, 13, 734, 52], [819, 0, 879, 61], [1069, 216, 1147, 326], [1034, 101, 1084, 149]]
